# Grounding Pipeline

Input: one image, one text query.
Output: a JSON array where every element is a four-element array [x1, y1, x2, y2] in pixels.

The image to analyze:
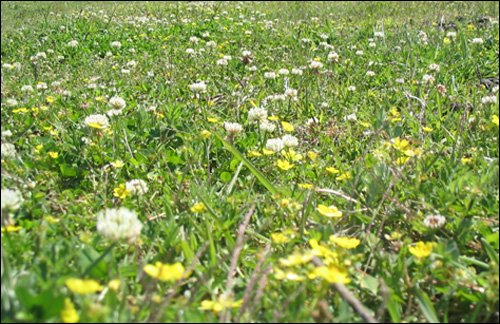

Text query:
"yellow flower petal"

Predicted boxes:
[[329, 236, 360, 249], [409, 241, 433, 258], [317, 204, 342, 218], [60, 298, 79, 323], [65, 278, 103, 294]]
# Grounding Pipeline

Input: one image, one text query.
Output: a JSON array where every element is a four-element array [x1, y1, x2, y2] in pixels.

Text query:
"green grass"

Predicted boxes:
[[1, 1, 499, 323]]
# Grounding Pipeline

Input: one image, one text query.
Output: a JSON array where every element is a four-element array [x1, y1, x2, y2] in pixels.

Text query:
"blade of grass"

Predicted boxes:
[[415, 290, 440, 323]]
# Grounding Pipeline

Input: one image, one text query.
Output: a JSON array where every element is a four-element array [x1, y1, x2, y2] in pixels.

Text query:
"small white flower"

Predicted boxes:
[[107, 109, 123, 117], [422, 74, 435, 84], [84, 114, 110, 130], [327, 52, 339, 62], [186, 48, 195, 54], [108, 96, 126, 109], [126, 179, 149, 196], [190, 81, 207, 93], [67, 40, 79, 47], [472, 38, 484, 44], [242, 50, 251, 57], [6, 99, 18, 107], [423, 214, 446, 229], [2, 130, 13, 138], [248, 66, 258, 72], [366, 71, 376, 77], [278, 68, 290, 75], [217, 59, 228, 66], [446, 31, 457, 39], [369, 42, 376, 48], [282, 134, 299, 147], [309, 61, 324, 69], [291, 68, 303, 75], [110, 41, 122, 48], [264, 72, 276, 79], [121, 69, 130, 74], [1, 143, 16, 158], [206, 41, 217, 48], [1, 189, 23, 212], [348, 85, 356, 91], [284, 88, 298, 98], [396, 78, 405, 84], [345, 113, 358, 122], [260, 121, 276, 132], [429, 63, 440, 71], [355, 50, 364, 56], [481, 96, 497, 105], [223, 55, 232, 61], [127, 60, 137, 68], [374, 31, 384, 38], [97, 207, 143, 243], [189, 36, 199, 44], [266, 138, 284, 152], [248, 107, 268, 122], [224, 122, 243, 134]]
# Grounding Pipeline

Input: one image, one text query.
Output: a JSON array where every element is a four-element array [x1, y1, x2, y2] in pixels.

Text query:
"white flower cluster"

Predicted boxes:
[[1, 189, 23, 212], [190, 81, 207, 93], [224, 122, 243, 134], [266, 134, 299, 152], [423, 214, 446, 229], [97, 207, 143, 243], [108, 96, 127, 109], [126, 179, 149, 196], [84, 114, 110, 129]]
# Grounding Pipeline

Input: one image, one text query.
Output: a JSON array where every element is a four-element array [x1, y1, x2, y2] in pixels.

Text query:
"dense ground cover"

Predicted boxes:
[[1, 1, 499, 322]]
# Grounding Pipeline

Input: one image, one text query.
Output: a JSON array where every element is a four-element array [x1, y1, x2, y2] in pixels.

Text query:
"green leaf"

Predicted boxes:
[[60, 164, 77, 177], [415, 290, 440, 323], [386, 291, 402, 323], [220, 171, 232, 183], [359, 274, 379, 295], [481, 237, 499, 264], [212, 130, 279, 195]]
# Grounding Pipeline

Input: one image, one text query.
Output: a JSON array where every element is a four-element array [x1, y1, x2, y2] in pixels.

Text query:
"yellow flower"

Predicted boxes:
[[110, 160, 125, 168], [281, 148, 302, 161], [144, 262, 188, 282], [298, 183, 313, 189], [307, 151, 318, 159], [274, 268, 305, 281], [443, 37, 451, 44], [309, 266, 350, 284], [281, 121, 294, 132], [207, 117, 219, 123], [271, 233, 291, 244], [262, 148, 275, 155], [108, 279, 121, 291], [309, 239, 338, 259], [113, 184, 130, 199], [393, 138, 410, 151], [46, 96, 56, 103], [268, 116, 280, 121], [12, 108, 29, 114], [248, 150, 263, 157], [329, 236, 360, 249], [336, 171, 352, 181], [276, 159, 294, 171], [280, 198, 290, 208], [87, 122, 104, 130], [65, 278, 104, 294], [409, 241, 433, 259], [326, 167, 340, 174], [279, 252, 314, 267], [422, 126, 434, 132], [317, 204, 342, 218], [358, 121, 371, 128], [48, 152, 59, 159], [461, 157, 473, 165], [190, 203, 207, 213], [60, 298, 79, 323], [200, 296, 243, 312], [1, 225, 22, 232], [201, 130, 212, 138], [396, 157, 410, 165], [44, 216, 60, 224], [492, 115, 499, 127]]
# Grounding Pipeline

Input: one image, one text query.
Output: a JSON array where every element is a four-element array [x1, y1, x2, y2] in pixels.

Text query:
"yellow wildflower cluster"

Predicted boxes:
[[144, 262, 189, 282]]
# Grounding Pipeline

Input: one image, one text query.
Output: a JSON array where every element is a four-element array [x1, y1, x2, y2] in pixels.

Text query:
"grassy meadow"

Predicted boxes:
[[1, 1, 499, 322]]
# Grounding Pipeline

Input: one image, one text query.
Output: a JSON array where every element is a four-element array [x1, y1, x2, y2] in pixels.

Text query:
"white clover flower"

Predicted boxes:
[[2, 63, 13, 70], [309, 61, 324, 69], [248, 66, 258, 72], [348, 85, 356, 91], [127, 60, 137, 68], [481, 96, 497, 105], [284, 88, 298, 98], [1, 189, 23, 212], [67, 40, 79, 47], [97, 207, 143, 244], [6, 99, 18, 107], [291, 68, 303, 75], [224, 122, 243, 134], [217, 59, 228, 66], [242, 50, 251, 57], [107, 109, 123, 117], [429, 63, 440, 72], [36, 52, 47, 59], [266, 138, 285, 152], [472, 38, 484, 44], [355, 50, 364, 56], [1, 143, 16, 159], [369, 42, 376, 48], [327, 52, 339, 62], [110, 41, 122, 48], [260, 121, 276, 132], [2, 130, 13, 138], [190, 81, 207, 93], [374, 31, 385, 38], [223, 55, 232, 60], [84, 114, 110, 130], [108, 96, 127, 109], [423, 214, 446, 229], [422, 74, 435, 84], [186, 48, 195, 54], [306, 117, 318, 127], [189, 36, 199, 44], [345, 113, 358, 122], [206, 41, 217, 48], [366, 71, 376, 77], [248, 107, 268, 122], [282, 134, 299, 147], [492, 85, 499, 93], [264, 72, 276, 79], [121, 69, 130, 74], [126, 179, 149, 196], [396, 78, 405, 84], [37, 82, 48, 90], [278, 68, 290, 75]]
